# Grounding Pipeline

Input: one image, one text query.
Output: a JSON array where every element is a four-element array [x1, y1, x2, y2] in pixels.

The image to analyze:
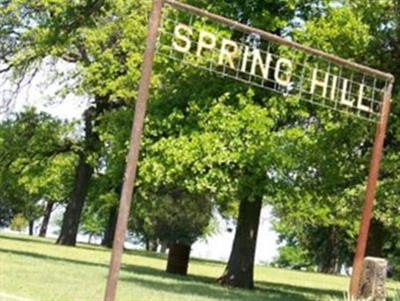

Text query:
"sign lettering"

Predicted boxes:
[[157, 14, 390, 122]]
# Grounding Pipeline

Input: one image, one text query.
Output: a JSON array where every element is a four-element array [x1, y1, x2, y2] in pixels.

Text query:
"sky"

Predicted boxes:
[[191, 206, 280, 264], [18, 205, 280, 264], [6, 62, 281, 264], [10, 62, 87, 120]]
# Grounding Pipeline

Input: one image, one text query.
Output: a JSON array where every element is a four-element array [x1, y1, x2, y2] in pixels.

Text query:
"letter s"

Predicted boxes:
[[172, 23, 193, 53]]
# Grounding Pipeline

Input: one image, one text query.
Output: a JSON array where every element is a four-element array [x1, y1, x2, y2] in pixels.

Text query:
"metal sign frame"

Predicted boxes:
[[103, 1, 394, 300], [157, 3, 390, 123]]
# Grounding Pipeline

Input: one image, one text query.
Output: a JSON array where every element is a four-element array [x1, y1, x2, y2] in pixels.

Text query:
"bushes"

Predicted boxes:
[[10, 214, 28, 232], [272, 245, 313, 271]]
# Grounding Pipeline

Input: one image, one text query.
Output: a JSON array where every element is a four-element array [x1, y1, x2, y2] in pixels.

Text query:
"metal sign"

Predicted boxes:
[[157, 1, 393, 122], [103, 1, 395, 301]]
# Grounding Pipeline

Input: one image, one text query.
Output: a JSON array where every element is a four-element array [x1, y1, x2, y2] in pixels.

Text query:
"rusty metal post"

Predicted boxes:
[[103, 1, 164, 301], [349, 81, 393, 300]]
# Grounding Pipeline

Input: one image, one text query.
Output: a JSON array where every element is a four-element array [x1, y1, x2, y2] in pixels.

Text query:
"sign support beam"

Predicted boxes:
[[103, 1, 164, 301], [349, 81, 393, 300]]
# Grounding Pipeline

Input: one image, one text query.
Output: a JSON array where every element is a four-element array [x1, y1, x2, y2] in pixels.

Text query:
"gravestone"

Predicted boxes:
[[358, 257, 387, 301]]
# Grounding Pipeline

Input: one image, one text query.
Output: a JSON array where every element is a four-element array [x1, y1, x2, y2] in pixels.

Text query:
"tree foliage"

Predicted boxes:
[[0, 107, 76, 227], [272, 0, 400, 274]]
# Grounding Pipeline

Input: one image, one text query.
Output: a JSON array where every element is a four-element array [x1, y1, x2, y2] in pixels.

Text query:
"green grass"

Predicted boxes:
[[0, 233, 399, 301]]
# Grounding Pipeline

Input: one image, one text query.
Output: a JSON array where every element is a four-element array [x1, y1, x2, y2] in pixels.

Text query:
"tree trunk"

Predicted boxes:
[[335, 261, 342, 274], [149, 239, 159, 252], [101, 206, 118, 248], [319, 226, 339, 274], [39, 201, 54, 238], [166, 243, 191, 276], [57, 108, 99, 246], [319, 258, 337, 274], [366, 219, 386, 258], [28, 220, 34, 236], [218, 199, 262, 289], [56, 154, 93, 246], [160, 241, 168, 253]]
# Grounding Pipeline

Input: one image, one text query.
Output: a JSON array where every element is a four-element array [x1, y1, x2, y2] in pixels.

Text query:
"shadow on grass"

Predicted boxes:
[[0, 233, 112, 253], [124, 265, 342, 301], [127, 249, 227, 267], [0, 233, 226, 266], [123, 249, 229, 269], [0, 247, 110, 269], [257, 281, 342, 300], [120, 274, 314, 301], [0, 233, 55, 246], [0, 235, 342, 301]]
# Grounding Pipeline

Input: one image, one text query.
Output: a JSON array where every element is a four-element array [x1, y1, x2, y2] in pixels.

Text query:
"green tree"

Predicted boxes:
[[104, 0, 332, 287], [137, 83, 311, 286], [272, 244, 312, 270], [10, 213, 28, 232], [137, 190, 213, 275], [0, 108, 76, 235], [135, 0, 324, 287], [0, 0, 153, 246], [270, 1, 400, 275], [80, 209, 105, 244]]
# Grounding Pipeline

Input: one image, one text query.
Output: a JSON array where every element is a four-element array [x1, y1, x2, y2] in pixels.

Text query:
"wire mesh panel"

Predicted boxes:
[[156, 1, 392, 123]]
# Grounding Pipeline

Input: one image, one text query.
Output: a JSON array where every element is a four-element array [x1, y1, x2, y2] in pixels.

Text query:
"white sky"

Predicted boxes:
[[191, 206, 280, 263], [22, 205, 280, 264]]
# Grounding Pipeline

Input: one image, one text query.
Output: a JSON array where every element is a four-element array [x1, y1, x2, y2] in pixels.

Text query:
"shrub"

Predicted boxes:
[[10, 214, 28, 232]]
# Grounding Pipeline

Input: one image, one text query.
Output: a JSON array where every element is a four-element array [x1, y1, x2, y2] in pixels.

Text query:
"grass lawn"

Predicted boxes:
[[0, 233, 399, 301]]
